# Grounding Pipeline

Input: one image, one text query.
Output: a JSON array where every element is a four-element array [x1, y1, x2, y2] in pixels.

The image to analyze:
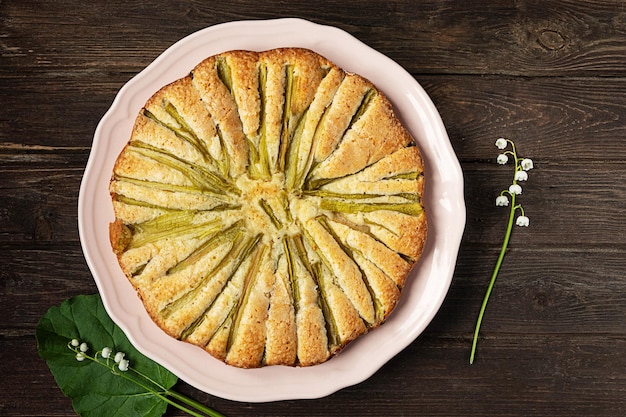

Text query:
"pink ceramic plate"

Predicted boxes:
[[78, 18, 465, 402]]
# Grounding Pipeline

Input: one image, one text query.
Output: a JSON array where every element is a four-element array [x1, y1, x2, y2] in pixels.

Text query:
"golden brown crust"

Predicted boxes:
[[109, 218, 130, 255], [108, 47, 427, 368]]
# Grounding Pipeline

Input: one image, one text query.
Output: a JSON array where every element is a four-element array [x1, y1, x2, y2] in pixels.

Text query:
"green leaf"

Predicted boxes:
[[36, 294, 178, 417]]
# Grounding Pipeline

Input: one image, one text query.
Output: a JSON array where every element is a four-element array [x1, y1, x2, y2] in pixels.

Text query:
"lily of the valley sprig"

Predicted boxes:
[[68, 339, 131, 372], [469, 138, 534, 364], [67, 339, 225, 417]]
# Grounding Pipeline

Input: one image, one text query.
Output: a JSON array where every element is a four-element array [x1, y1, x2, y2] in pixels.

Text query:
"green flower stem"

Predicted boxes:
[[70, 346, 225, 417], [123, 365, 223, 416], [165, 389, 226, 417], [117, 369, 216, 417], [469, 137, 533, 364], [469, 193, 517, 364]]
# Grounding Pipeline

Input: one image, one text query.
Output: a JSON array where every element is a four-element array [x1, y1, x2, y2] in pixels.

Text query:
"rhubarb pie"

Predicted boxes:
[[109, 48, 427, 368]]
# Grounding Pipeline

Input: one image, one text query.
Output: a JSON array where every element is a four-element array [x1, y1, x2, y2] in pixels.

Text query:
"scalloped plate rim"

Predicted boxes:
[[78, 18, 465, 403]]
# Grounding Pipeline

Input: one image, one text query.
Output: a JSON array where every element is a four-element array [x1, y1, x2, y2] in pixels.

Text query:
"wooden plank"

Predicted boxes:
[[432, 246, 626, 335], [2, 72, 625, 154], [374, 0, 626, 77], [461, 162, 626, 246], [0, 79, 126, 148], [8, 334, 625, 416], [368, 334, 626, 417], [2, 1, 626, 77], [0, 248, 96, 335], [0, 166, 84, 245], [419, 76, 626, 162]]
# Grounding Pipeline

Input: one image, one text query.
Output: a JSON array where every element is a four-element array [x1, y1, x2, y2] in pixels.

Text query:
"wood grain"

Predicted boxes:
[[5, 334, 624, 416], [421, 76, 626, 162], [1, 0, 625, 416], [3, 1, 626, 77]]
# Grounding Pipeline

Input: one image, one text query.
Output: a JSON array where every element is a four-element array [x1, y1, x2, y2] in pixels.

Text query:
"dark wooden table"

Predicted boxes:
[[2, 1, 625, 416]]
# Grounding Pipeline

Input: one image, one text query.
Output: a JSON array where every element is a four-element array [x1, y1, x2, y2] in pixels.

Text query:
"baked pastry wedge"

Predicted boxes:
[[109, 48, 427, 368]]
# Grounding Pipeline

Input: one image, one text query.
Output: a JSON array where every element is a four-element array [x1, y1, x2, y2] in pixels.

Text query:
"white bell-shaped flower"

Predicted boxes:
[[118, 359, 130, 372], [509, 184, 522, 195], [495, 195, 509, 206], [102, 347, 112, 359], [114, 351, 125, 363], [521, 158, 534, 171], [495, 138, 508, 149], [515, 170, 528, 181]]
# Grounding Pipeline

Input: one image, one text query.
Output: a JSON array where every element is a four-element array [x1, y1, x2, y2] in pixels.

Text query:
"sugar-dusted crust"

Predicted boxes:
[[108, 48, 427, 368]]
